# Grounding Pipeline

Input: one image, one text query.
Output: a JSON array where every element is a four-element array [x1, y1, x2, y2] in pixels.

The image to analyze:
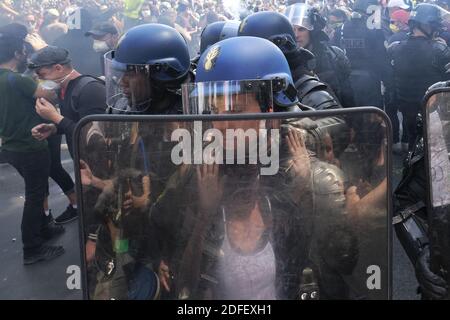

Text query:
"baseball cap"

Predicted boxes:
[[27, 46, 71, 69], [84, 21, 118, 37]]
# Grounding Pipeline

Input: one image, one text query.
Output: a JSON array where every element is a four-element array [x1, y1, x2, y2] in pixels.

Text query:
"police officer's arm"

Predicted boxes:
[[386, 41, 398, 106], [434, 41, 450, 80], [346, 178, 387, 217], [372, 30, 395, 92], [392, 133, 448, 299], [331, 46, 356, 107]]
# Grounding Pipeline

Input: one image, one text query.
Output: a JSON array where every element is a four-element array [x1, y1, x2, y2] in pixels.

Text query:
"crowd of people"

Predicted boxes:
[[1, 0, 450, 300]]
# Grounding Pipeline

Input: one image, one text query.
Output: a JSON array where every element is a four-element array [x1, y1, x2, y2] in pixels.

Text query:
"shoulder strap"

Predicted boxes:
[[70, 75, 105, 113]]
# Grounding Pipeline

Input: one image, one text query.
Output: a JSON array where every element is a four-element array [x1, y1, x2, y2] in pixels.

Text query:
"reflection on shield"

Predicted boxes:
[[74, 109, 391, 300], [424, 89, 450, 292]]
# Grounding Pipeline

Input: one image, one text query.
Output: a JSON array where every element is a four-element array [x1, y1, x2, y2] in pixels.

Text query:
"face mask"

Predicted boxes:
[[93, 40, 110, 53], [40, 70, 75, 91], [142, 10, 152, 17], [40, 80, 61, 90], [390, 23, 400, 33]]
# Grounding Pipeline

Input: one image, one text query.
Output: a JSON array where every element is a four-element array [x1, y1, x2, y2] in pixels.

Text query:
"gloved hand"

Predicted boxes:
[[415, 246, 448, 300]]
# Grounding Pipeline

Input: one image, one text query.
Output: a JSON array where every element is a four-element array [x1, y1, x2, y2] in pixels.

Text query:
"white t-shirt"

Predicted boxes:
[[217, 215, 277, 300]]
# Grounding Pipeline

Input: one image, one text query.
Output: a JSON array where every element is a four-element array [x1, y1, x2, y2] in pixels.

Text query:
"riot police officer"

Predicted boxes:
[[388, 3, 450, 151], [190, 20, 240, 67], [393, 81, 450, 300], [105, 23, 193, 115], [79, 23, 195, 299], [335, 0, 393, 109], [198, 20, 240, 55], [284, 3, 356, 107], [151, 36, 359, 300], [237, 10, 342, 110]]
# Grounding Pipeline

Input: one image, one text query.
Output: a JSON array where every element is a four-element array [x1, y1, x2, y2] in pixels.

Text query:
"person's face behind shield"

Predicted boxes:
[[183, 80, 281, 166], [106, 51, 159, 113], [293, 25, 311, 48], [210, 93, 264, 132], [120, 70, 153, 108], [208, 93, 279, 165]]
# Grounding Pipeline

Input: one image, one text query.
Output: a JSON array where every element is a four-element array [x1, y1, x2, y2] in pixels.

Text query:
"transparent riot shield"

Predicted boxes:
[[74, 108, 392, 300], [424, 88, 450, 294]]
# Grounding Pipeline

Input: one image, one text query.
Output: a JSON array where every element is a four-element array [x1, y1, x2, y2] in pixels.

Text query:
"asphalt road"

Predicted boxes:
[[0, 147, 419, 300]]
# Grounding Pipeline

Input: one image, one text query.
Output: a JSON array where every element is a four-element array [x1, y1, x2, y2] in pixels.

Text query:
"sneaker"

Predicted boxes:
[[55, 205, 78, 225], [23, 245, 65, 265], [42, 222, 65, 241]]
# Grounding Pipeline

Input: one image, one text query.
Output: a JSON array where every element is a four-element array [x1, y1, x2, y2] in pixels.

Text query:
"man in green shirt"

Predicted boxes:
[[0, 32, 65, 265]]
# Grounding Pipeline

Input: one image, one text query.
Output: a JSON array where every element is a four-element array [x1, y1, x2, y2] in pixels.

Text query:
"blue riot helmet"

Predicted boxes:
[[105, 23, 191, 113], [409, 3, 450, 37], [238, 11, 298, 55], [199, 21, 240, 54], [182, 36, 298, 115]]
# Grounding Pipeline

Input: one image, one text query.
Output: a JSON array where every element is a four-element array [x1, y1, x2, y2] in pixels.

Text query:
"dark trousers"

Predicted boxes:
[[386, 103, 408, 144], [3, 149, 50, 252], [48, 134, 74, 195], [399, 101, 421, 151]]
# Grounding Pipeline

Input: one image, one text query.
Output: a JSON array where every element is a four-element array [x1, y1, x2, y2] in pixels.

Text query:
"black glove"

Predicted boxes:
[[415, 246, 448, 299]]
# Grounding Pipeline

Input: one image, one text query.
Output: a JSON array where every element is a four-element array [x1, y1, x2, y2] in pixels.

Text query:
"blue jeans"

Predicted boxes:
[[128, 264, 159, 300]]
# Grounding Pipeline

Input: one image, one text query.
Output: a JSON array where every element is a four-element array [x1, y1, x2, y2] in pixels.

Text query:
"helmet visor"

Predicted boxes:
[[182, 80, 274, 115], [284, 3, 314, 31], [105, 51, 159, 113]]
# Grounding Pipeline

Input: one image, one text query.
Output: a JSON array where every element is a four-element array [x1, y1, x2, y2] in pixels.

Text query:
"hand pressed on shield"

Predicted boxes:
[[122, 175, 151, 211], [31, 123, 57, 141], [80, 160, 93, 186], [80, 160, 113, 190], [197, 163, 225, 213], [286, 129, 311, 180]]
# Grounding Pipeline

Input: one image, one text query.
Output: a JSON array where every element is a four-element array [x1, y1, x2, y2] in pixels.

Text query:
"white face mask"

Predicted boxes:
[[40, 70, 75, 91], [142, 10, 152, 17], [93, 40, 110, 53], [40, 80, 61, 90]]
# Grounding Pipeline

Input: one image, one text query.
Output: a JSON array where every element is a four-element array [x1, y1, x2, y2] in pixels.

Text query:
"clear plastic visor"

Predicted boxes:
[[182, 80, 274, 115], [105, 51, 156, 113], [284, 3, 314, 30]]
